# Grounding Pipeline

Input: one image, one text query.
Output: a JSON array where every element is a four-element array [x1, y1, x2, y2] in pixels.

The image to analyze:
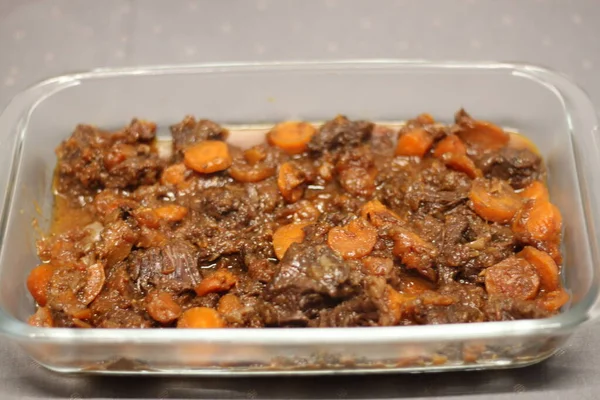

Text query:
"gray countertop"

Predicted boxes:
[[1, 1, 599, 399]]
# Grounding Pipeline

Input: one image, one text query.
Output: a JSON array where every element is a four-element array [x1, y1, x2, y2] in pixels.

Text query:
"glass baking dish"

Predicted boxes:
[[0, 60, 599, 376]]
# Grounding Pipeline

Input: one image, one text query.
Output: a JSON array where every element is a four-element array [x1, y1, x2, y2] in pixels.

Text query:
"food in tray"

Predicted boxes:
[[26, 110, 568, 329]]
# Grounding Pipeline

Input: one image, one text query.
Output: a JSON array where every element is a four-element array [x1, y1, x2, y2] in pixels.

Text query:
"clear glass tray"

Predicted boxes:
[[0, 60, 598, 375]]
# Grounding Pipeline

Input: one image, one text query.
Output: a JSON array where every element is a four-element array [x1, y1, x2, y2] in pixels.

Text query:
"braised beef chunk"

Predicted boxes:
[[55, 120, 163, 200], [170, 116, 229, 156], [308, 115, 373, 153], [477, 147, 545, 189], [30, 111, 566, 330]]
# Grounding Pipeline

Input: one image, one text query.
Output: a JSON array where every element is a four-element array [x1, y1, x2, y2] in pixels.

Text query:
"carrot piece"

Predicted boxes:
[[327, 218, 378, 259], [416, 113, 435, 125], [469, 178, 522, 223], [272, 222, 309, 260], [386, 285, 415, 324], [400, 275, 435, 295], [433, 134, 467, 158], [392, 228, 437, 280], [360, 199, 402, 227], [195, 269, 238, 296], [177, 307, 225, 328], [518, 246, 560, 292], [537, 288, 570, 312], [442, 153, 482, 179], [456, 113, 509, 150], [277, 162, 305, 203], [146, 291, 182, 324], [362, 256, 394, 277], [26, 264, 55, 307], [395, 128, 434, 157], [217, 293, 243, 315], [134, 208, 161, 229], [135, 205, 188, 228], [229, 161, 276, 183], [484, 257, 540, 300], [153, 204, 188, 223], [267, 121, 316, 154], [82, 263, 105, 305], [519, 181, 549, 202], [244, 145, 267, 164], [28, 307, 54, 327], [161, 163, 188, 186], [184, 140, 232, 174], [512, 199, 562, 242]]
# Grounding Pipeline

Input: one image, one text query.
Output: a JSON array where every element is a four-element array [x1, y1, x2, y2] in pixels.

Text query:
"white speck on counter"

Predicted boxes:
[[469, 38, 481, 49], [4, 76, 15, 87], [220, 22, 232, 34], [359, 17, 372, 30], [501, 15, 513, 26], [13, 30, 25, 40]]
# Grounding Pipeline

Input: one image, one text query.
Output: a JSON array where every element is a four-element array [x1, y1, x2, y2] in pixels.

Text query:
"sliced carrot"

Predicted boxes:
[[217, 293, 243, 315], [154, 204, 188, 222], [277, 162, 305, 203], [28, 307, 54, 327], [456, 115, 509, 151], [146, 291, 182, 324], [362, 256, 394, 276], [26, 264, 55, 307], [518, 246, 559, 292], [416, 113, 435, 125], [395, 128, 434, 158], [400, 275, 435, 295], [229, 161, 276, 183], [272, 222, 309, 260], [161, 163, 188, 186], [512, 199, 562, 242], [519, 181, 549, 202], [184, 140, 232, 174], [392, 228, 437, 280], [537, 288, 570, 312], [442, 153, 482, 179], [135, 205, 188, 228], [433, 134, 467, 158], [469, 178, 522, 223], [386, 285, 415, 324], [195, 269, 238, 296], [360, 199, 402, 227], [327, 218, 378, 259], [177, 307, 225, 328], [134, 208, 160, 229], [267, 121, 316, 154], [244, 145, 268, 164], [82, 263, 105, 305], [484, 257, 540, 300]]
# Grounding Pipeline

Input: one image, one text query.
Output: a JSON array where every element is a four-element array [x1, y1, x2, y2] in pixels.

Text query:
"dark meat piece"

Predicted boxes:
[[308, 115, 373, 153], [55, 121, 163, 199], [170, 116, 229, 155], [485, 295, 552, 321], [477, 147, 545, 189], [128, 240, 202, 294], [263, 243, 361, 326], [412, 284, 486, 325]]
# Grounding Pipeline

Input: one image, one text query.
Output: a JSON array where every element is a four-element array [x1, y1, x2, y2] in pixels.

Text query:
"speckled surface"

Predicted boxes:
[[0, 1, 599, 399]]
